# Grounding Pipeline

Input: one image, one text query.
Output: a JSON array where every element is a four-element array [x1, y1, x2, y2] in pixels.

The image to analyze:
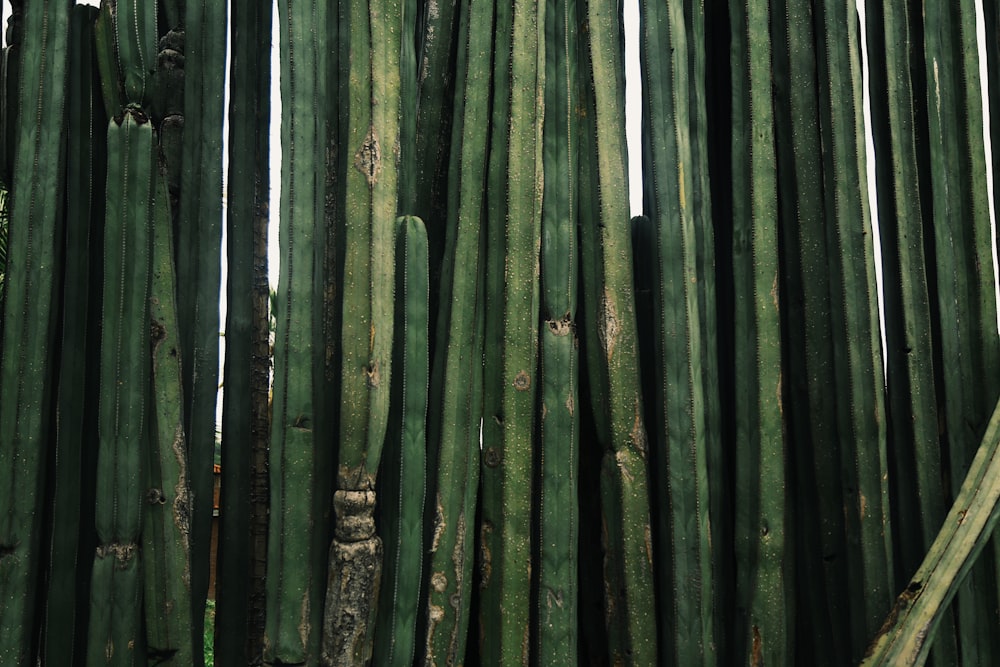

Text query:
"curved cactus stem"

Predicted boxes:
[[861, 398, 1000, 667], [0, 1, 71, 662]]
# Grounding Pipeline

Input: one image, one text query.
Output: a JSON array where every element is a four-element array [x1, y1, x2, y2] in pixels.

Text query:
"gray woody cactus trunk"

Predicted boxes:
[[3, 1, 1000, 666]]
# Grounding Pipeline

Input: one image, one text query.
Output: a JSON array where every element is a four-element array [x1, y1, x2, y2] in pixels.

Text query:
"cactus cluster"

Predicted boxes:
[[3, 1, 1000, 666]]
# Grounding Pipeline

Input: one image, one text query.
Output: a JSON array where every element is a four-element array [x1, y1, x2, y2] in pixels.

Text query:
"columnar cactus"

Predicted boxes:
[[0, 1, 71, 662]]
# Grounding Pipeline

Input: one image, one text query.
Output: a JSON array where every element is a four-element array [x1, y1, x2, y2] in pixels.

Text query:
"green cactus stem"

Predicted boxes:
[[215, 0, 272, 663], [419, 0, 492, 660], [537, 0, 580, 660], [0, 1, 71, 662], [861, 397, 1000, 666], [41, 7, 105, 663], [87, 109, 156, 667], [726, 0, 791, 662], [373, 216, 428, 667], [577, 0, 657, 662]]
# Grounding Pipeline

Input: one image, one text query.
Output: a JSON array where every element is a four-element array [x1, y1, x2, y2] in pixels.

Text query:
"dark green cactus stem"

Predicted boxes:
[[87, 109, 155, 667], [0, 1, 70, 662], [216, 0, 272, 662], [0, 0, 22, 186], [265, 0, 330, 663], [538, 0, 579, 660], [727, 0, 791, 662], [373, 216, 428, 667], [420, 0, 491, 660], [93, 2, 123, 121], [638, 0, 718, 661], [862, 397, 1000, 666], [864, 0, 949, 627], [42, 7, 104, 663], [921, 2, 1000, 663], [176, 3, 227, 658], [114, 0, 157, 108], [578, 0, 657, 663], [144, 154, 194, 666], [323, 0, 401, 661]]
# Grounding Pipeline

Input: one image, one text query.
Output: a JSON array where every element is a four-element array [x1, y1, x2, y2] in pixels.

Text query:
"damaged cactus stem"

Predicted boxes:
[[322, 489, 384, 667]]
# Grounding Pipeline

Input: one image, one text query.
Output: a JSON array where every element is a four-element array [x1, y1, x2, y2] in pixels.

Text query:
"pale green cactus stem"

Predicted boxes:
[[0, 1, 71, 662], [538, 0, 579, 661], [373, 216, 428, 667], [921, 2, 1000, 663], [727, 0, 790, 662], [419, 0, 492, 661], [144, 153, 195, 666], [215, 0, 272, 663], [861, 397, 1000, 666], [87, 109, 155, 667], [322, 0, 401, 661], [577, 0, 657, 663], [638, 0, 718, 661], [264, 0, 330, 663], [42, 7, 105, 664], [863, 4, 950, 653]]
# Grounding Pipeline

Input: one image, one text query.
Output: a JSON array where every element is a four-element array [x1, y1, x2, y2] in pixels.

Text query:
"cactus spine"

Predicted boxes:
[[0, 1, 71, 662]]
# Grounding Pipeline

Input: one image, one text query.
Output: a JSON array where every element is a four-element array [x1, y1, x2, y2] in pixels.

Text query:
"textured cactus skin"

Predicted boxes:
[[920, 2, 1000, 664], [87, 110, 155, 667], [42, 8, 105, 664], [537, 0, 579, 661], [577, 0, 657, 663], [0, 1, 71, 663], [373, 216, 428, 667], [215, 0, 273, 663], [145, 153, 195, 666], [176, 4, 227, 658], [638, 0, 718, 661], [264, 0, 331, 663], [419, 0, 491, 661], [726, 0, 791, 662], [862, 397, 1000, 667], [478, 0, 545, 663]]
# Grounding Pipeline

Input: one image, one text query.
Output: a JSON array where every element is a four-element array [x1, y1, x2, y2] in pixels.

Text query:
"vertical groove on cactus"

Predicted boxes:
[[726, 0, 791, 663], [42, 8, 104, 664], [374, 216, 429, 667], [87, 110, 155, 666], [864, 0, 948, 616], [638, 0, 718, 660], [420, 0, 491, 662], [578, 0, 658, 663], [264, 0, 330, 663], [537, 0, 579, 661], [920, 1, 1000, 663], [145, 153, 195, 666], [216, 0, 272, 662], [176, 3, 228, 658], [0, 1, 71, 662]]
